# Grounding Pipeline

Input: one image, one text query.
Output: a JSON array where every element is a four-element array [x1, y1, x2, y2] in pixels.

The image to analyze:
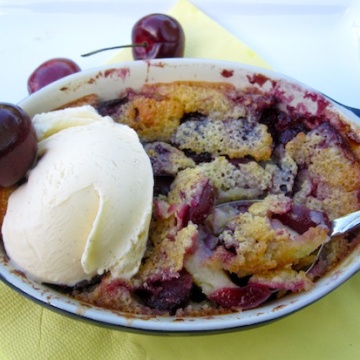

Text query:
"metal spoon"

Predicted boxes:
[[331, 210, 360, 237], [308, 209, 360, 272]]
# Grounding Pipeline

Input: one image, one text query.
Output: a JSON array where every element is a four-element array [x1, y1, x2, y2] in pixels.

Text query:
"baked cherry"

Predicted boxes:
[[27, 58, 81, 94], [272, 205, 331, 235], [209, 284, 272, 309], [81, 13, 185, 60], [0, 103, 37, 186], [185, 180, 215, 225]]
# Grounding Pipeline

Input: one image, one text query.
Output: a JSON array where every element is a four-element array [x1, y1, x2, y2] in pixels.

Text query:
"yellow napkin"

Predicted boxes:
[[1, 1, 360, 359]]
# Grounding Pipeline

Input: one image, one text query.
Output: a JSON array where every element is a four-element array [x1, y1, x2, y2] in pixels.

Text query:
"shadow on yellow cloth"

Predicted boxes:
[[1, 1, 360, 359], [1, 275, 360, 360]]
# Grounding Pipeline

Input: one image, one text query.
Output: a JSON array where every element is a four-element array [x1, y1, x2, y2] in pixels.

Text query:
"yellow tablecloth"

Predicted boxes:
[[1, 1, 359, 359]]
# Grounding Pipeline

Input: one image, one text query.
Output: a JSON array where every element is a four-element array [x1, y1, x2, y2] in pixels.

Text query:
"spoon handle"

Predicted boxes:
[[331, 210, 360, 237]]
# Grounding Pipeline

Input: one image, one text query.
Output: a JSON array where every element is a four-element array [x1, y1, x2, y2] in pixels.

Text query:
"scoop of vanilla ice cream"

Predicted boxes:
[[2, 105, 153, 286]]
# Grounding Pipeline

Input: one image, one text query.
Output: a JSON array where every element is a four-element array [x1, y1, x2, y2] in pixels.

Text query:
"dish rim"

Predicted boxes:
[[1, 58, 360, 334]]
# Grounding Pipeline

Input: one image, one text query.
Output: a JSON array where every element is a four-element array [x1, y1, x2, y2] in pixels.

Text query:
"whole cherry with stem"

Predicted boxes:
[[81, 13, 185, 60]]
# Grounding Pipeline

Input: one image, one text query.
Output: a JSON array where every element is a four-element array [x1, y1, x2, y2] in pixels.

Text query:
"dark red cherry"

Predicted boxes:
[[131, 14, 185, 60], [0, 103, 37, 186], [272, 205, 331, 235], [81, 14, 185, 60], [185, 180, 215, 225], [27, 58, 81, 94], [209, 284, 271, 309], [135, 271, 193, 313]]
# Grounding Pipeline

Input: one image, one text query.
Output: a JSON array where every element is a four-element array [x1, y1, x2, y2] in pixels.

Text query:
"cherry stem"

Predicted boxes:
[[81, 42, 148, 57]]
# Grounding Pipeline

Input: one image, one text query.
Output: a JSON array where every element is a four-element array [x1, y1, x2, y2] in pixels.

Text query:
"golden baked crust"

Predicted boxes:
[[71, 81, 360, 315], [110, 81, 273, 160], [215, 195, 328, 277], [286, 127, 360, 219], [143, 81, 237, 116], [114, 96, 184, 142], [286, 130, 360, 192]]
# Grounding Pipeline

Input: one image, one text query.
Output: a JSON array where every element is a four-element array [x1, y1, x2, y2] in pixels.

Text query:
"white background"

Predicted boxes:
[[0, 0, 360, 108]]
